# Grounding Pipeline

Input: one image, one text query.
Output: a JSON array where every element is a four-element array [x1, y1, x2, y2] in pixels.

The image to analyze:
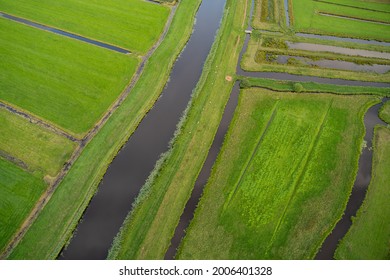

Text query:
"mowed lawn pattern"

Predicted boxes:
[[178, 89, 377, 259], [335, 126, 390, 260], [0, 0, 170, 54], [291, 0, 390, 41], [0, 107, 76, 177], [0, 18, 138, 135], [0, 158, 46, 253]]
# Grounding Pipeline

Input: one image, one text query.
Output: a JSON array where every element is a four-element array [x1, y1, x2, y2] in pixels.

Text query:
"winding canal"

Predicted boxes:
[[59, 0, 227, 260]]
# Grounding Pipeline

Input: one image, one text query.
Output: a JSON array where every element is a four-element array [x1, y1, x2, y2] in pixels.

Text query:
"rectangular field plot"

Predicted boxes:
[[253, 0, 286, 31], [291, 0, 390, 41], [0, 18, 138, 135], [0, 158, 46, 253], [0, 107, 77, 178], [335, 126, 390, 259], [178, 89, 377, 259], [0, 0, 170, 54]]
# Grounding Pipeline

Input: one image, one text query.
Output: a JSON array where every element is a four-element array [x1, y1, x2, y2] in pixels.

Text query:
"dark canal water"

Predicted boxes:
[[0, 12, 130, 54], [59, 0, 227, 260]]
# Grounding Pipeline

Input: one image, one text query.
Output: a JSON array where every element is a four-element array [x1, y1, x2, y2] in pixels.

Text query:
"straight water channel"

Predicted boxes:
[[59, 0, 227, 259]]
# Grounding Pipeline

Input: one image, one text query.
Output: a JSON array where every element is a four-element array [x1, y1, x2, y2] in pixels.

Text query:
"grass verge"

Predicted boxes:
[[379, 101, 390, 124]]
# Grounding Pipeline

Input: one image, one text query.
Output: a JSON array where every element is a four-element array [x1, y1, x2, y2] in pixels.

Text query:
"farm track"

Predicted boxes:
[[223, 103, 278, 210], [0, 12, 131, 54], [265, 100, 333, 255], [0, 101, 80, 143], [0, 4, 178, 260]]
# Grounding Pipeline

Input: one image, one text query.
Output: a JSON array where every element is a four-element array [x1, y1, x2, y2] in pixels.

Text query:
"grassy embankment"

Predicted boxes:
[[335, 126, 390, 259], [241, 34, 390, 82], [178, 89, 378, 259], [0, 0, 169, 54], [252, 0, 286, 31], [7, 0, 205, 260], [0, 18, 138, 136], [379, 101, 390, 124], [0, 159, 46, 252], [240, 76, 390, 97], [291, 0, 390, 41], [108, 0, 250, 259], [0, 108, 76, 177]]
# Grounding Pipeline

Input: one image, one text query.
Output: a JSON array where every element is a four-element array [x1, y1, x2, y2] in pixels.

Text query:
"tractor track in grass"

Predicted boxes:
[[265, 100, 333, 256], [0, 4, 178, 260]]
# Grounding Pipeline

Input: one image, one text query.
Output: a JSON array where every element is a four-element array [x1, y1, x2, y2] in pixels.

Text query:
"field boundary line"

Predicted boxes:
[[265, 99, 333, 255], [223, 101, 279, 211], [0, 11, 131, 54], [0, 101, 80, 143], [0, 4, 178, 260], [314, 0, 390, 14], [0, 149, 30, 171], [318, 11, 390, 26]]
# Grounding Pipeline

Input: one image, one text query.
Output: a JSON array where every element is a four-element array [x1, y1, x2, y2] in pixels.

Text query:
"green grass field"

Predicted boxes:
[[177, 89, 377, 259], [335, 126, 390, 259], [0, 18, 138, 136], [7, 0, 206, 260], [291, 0, 390, 41], [379, 101, 390, 124], [0, 158, 46, 253], [0, 107, 76, 177], [241, 77, 390, 97], [0, 0, 170, 54]]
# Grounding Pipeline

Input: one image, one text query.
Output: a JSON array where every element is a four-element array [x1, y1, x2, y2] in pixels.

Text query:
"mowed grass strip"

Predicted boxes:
[[178, 90, 377, 259], [0, 108, 76, 177], [0, 0, 169, 54], [0, 158, 46, 253], [0, 18, 138, 136], [335, 126, 390, 259], [7, 0, 204, 260], [291, 0, 390, 41], [379, 101, 390, 124]]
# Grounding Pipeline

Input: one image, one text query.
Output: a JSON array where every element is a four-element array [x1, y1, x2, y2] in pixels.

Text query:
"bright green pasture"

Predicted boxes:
[[0, 158, 46, 253], [335, 126, 390, 259], [379, 101, 390, 124], [7, 0, 206, 260], [316, 0, 390, 13], [178, 90, 377, 259], [0, 108, 76, 177], [0, 18, 138, 136], [291, 0, 390, 41], [0, 0, 169, 54]]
